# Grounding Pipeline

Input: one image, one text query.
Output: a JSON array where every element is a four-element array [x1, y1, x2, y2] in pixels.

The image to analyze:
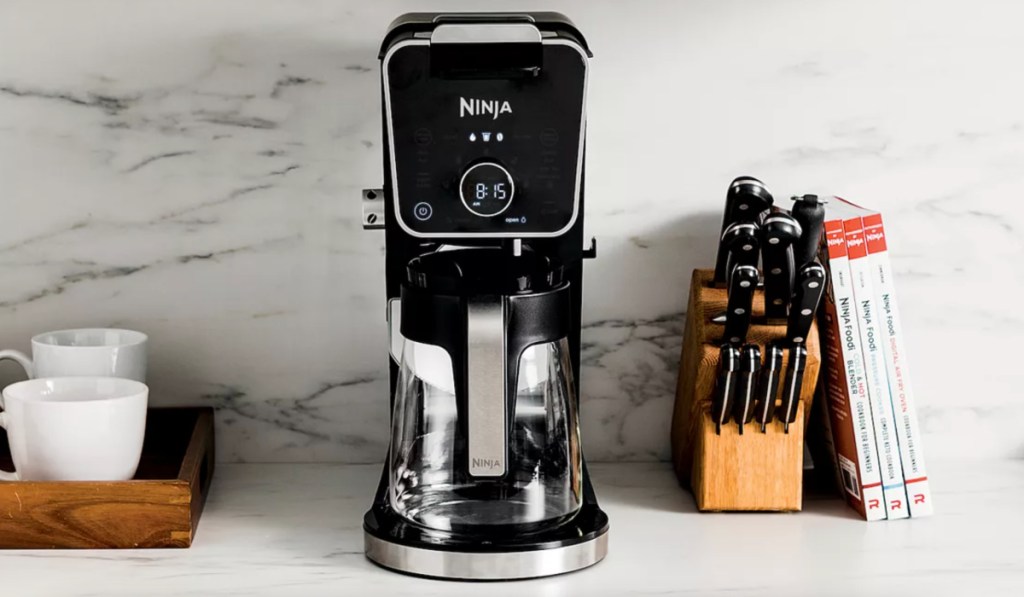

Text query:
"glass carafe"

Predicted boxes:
[[387, 248, 583, 535]]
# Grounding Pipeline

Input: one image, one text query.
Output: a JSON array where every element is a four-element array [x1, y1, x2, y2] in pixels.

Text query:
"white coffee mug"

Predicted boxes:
[[0, 328, 147, 382], [0, 377, 148, 481]]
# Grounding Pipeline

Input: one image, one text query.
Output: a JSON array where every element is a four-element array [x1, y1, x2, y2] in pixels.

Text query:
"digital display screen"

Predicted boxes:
[[460, 162, 515, 217]]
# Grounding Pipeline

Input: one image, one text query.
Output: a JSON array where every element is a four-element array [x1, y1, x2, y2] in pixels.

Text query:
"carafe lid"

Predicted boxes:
[[406, 248, 565, 295]]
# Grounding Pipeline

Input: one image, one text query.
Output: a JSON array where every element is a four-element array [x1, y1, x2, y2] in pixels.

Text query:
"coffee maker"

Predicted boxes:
[[361, 13, 608, 580]]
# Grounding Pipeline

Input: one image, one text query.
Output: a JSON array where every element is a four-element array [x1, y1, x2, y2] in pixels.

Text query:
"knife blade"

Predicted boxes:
[[754, 342, 784, 432], [778, 344, 807, 433], [791, 194, 826, 269], [761, 212, 802, 324], [722, 222, 761, 288], [732, 344, 761, 435], [712, 344, 741, 435], [786, 260, 827, 345], [723, 264, 758, 345], [713, 178, 773, 285]]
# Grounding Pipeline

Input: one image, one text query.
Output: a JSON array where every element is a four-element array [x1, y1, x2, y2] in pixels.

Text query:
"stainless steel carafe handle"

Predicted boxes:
[[465, 296, 508, 477]]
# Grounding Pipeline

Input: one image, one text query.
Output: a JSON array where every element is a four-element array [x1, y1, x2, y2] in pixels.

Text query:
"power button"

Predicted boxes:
[[413, 202, 433, 221]]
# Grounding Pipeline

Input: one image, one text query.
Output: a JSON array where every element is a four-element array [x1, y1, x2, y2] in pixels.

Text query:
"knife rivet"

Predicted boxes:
[[801, 308, 812, 315], [740, 280, 751, 288], [731, 336, 740, 343], [793, 337, 804, 343], [808, 281, 820, 288], [734, 308, 746, 315], [742, 244, 753, 251], [768, 238, 779, 245], [739, 204, 749, 210], [773, 299, 783, 305], [771, 267, 781, 274]]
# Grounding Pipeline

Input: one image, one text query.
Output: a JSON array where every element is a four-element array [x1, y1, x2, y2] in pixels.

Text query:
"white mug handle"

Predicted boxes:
[[0, 350, 29, 481], [0, 350, 33, 379], [0, 412, 17, 481]]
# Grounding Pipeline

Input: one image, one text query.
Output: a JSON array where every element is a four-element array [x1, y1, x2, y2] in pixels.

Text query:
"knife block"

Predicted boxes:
[[671, 269, 821, 511]]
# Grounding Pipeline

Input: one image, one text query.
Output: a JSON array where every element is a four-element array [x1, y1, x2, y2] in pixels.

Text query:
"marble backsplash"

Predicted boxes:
[[0, 0, 1020, 462]]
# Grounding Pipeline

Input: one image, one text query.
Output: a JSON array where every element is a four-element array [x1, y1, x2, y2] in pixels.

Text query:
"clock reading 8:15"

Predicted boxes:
[[475, 182, 507, 201], [459, 161, 516, 218]]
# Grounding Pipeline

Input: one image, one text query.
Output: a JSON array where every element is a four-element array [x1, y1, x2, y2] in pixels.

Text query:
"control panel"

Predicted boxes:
[[383, 38, 587, 237]]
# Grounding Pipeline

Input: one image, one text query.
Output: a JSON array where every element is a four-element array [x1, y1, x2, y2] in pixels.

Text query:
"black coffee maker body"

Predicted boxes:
[[361, 12, 608, 580]]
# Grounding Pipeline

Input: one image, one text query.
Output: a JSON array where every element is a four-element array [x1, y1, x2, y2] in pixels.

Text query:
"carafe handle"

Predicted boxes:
[[465, 296, 508, 478]]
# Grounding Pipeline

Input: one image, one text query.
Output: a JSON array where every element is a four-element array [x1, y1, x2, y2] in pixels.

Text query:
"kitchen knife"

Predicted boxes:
[[712, 344, 741, 435], [732, 344, 761, 435], [786, 260, 827, 345], [791, 194, 826, 269], [713, 178, 773, 285], [778, 344, 807, 433], [715, 177, 747, 235], [761, 213, 802, 324], [722, 264, 758, 345], [754, 342, 784, 433], [728, 177, 774, 223], [722, 222, 761, 288]]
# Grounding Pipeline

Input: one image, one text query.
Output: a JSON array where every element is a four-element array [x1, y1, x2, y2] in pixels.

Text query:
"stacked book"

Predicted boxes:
[[817, 198, 933, 521]]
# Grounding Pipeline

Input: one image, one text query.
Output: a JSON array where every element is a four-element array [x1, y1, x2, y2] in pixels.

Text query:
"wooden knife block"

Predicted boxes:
[[671, 269, 821, 512]]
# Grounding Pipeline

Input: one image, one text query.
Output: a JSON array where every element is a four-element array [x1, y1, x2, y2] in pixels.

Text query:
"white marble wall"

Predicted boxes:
[[0, 0, 1020, 463]]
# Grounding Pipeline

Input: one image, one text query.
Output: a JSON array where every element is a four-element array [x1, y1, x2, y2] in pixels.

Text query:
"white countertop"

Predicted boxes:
[[1, 461, 1020, 596]]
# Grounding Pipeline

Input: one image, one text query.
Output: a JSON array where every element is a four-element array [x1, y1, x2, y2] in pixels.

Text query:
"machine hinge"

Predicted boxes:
[[362, 188, 385, 230]]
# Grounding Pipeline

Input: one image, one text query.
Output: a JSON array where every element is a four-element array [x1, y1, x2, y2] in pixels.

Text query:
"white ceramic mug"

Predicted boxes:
[[0, 377, 148, 481], [0, 328, 147, 382]]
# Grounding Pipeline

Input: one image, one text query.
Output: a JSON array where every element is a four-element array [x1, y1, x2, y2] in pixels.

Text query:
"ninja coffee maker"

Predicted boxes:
[[361, 13, 608, 580]]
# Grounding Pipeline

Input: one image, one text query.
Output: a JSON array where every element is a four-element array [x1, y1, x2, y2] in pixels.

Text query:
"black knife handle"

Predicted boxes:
[[712, 344, 741, 434], [714, 179, 773, 284], [754, 342, 785, 432], [778, 345, 808, 433], [732, 344, 761, 434], [762, 242, 793, 321], [713, 239, 731, 286], [761, 213, 802, 322], [717, 177, 753, 234], [791, 194, 826, 269], [713, 209, 738, 285], [723, 223, 760, 287], [723, 265, 758, 345], [785, 261, 827, 344], [728, 177, 774, 224]]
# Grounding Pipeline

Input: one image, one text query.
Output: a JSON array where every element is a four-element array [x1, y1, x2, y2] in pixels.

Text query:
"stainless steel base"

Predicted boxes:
[[364, 530, 609, 580]]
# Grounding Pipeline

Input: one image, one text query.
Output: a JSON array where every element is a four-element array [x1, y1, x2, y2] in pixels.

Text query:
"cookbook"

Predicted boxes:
[[819, 216, 886, 521], [840, 201, 935, 517], [838, 208, 909, 519]]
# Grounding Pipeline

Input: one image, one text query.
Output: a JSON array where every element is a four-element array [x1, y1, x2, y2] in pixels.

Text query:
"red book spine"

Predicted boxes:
[[844, 216, 909, 520], [819, 218, 886, 521]]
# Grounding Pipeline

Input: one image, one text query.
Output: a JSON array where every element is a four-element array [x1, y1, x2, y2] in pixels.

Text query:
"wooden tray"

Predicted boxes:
[[0, 407, 215, 549]]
